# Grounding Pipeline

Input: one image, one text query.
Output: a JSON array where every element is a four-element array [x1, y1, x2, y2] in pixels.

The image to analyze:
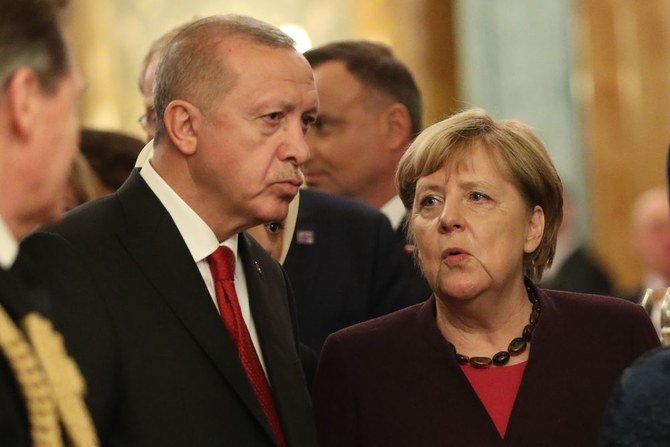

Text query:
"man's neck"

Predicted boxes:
[[356, 182, 397, 210]]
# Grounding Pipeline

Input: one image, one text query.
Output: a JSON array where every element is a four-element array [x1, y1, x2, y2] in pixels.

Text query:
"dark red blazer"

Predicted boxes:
[[313, 286, 660, 447]]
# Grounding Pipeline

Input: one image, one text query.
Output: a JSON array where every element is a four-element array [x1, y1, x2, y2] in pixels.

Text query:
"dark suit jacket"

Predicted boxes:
[[0, 256, 52, 447], [598, 347, 670, 446], [23, 171, 318, 447], [540, 246, 614, 296], [283, 189, 417, 352], [313, 286, 659, 447]]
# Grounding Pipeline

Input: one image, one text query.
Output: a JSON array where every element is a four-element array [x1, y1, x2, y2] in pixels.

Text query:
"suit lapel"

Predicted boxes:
[[241, 233, 312, 445], [505, 287, 561, 443], [115, 172, 275, 442], [241, 234, 298, 366]]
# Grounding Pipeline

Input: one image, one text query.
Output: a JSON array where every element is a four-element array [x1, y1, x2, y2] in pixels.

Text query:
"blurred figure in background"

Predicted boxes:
[[627, 186, 670, 334], [80, 128, 145, 197], [540, 190, 614, 295], [137, 21, 194, 143], [598, 160, 670, 447], [304, 40, 431, 302], [0, 0, 97, 445], [64, 152, 97, 210]]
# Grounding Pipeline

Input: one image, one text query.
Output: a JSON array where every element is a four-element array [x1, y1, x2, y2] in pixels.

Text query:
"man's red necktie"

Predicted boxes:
[[207, 246, 286, 447]]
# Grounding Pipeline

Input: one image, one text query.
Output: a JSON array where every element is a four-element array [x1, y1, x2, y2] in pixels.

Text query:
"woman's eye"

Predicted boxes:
[[470, 192, 488, 202], [418, 195, 438, 208]]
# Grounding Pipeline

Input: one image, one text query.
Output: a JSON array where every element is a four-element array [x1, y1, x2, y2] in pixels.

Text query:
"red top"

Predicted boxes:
[[461, 361, 527, 438]]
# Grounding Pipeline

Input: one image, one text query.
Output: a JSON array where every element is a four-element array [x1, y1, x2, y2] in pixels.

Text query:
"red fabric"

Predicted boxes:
[[208, 247, 286, 447], [461, 361, 527, 438]]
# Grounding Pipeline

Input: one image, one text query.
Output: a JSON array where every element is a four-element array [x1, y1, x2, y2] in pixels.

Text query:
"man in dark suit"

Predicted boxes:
[[26, 15, 319, 446], [0, 0, 97, 445], [136, 26, 418, 356], [302, 41, 431, 302], [284, 188, 413, 351]]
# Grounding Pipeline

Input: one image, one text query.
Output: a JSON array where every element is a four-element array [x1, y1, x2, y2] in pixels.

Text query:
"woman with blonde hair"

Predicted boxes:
[[313, 109, 659, 446]]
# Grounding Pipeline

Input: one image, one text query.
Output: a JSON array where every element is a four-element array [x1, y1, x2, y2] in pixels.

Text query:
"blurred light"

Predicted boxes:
[[280, 24, 313, 53]]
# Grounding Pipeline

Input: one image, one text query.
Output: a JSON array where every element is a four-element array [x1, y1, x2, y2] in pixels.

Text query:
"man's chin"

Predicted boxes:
[[257, 203, 290, 225]]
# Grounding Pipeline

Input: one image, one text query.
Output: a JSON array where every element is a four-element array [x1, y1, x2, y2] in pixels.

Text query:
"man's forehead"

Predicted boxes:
[[312, 61, 388, 111], [226, 47, 314, 87]]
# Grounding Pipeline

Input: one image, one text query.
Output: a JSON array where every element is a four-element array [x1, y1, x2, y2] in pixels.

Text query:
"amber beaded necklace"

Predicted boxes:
[[450, 284, 540, 369]]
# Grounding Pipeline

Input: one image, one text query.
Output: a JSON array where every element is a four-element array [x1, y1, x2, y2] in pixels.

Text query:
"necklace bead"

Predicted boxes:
[[492, 351, 510, 366], [451, 285, 540, 368], [470, 357, 492, 369]]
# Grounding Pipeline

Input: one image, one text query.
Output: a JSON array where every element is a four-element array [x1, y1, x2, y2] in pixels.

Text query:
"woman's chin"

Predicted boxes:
[[435, 278, 487, 302]]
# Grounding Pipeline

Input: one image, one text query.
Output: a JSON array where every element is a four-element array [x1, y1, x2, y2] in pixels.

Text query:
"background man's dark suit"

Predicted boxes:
[[540, 246, 614, 296], [283, 188, 418, 351], [25, 171, 317, 446]]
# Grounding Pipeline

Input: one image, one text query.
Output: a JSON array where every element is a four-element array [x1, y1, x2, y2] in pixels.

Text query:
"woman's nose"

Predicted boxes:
[[438, 203, 464, 233]]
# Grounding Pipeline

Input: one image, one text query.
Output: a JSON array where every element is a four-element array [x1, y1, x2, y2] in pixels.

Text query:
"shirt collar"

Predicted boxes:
[[139, 160, 237, 262], [380, 195, 406, 230], [0, 216, 19, 270]]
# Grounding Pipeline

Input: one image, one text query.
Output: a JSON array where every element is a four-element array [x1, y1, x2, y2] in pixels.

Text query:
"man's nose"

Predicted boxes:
[[280, 120, 311, 165]]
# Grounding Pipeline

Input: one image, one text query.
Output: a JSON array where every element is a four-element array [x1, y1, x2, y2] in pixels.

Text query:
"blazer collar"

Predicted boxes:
[[415, 281, 554, 444]]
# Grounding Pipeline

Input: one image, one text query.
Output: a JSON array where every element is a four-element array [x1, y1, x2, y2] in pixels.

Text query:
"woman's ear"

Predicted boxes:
[[524, 205, 545, 253], [163, 99, 201, 156]]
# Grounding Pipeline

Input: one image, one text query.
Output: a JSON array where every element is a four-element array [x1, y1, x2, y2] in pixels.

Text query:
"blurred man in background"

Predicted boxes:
[[0, 0, 96, 445], [303, 40, 431, 301], [628, 186, 670, 334], [79, 128, 145, 196], [540, 190, 614, 295]]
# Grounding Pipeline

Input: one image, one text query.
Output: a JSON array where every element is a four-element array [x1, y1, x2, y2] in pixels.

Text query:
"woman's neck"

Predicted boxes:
[[435, 280, 533, 363]]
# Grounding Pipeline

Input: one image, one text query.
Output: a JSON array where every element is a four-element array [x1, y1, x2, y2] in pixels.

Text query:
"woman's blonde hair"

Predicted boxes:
[[396, 108, 563, 281]]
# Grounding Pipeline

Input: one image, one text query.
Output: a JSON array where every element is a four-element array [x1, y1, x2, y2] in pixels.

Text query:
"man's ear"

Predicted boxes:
[[163, 99, 201, 156], [4, 67, 43, 139], [382, 102, 412, 153]]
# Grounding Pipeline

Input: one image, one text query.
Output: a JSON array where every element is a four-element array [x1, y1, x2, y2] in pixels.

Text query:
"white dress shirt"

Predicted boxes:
[[380, 195, 406, 231], [140, 161, 267, 374], [0, 216, 18, 270]]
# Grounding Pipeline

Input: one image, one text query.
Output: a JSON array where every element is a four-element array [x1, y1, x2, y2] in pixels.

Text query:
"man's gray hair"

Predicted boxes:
[[153, 14, 296, 142]]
